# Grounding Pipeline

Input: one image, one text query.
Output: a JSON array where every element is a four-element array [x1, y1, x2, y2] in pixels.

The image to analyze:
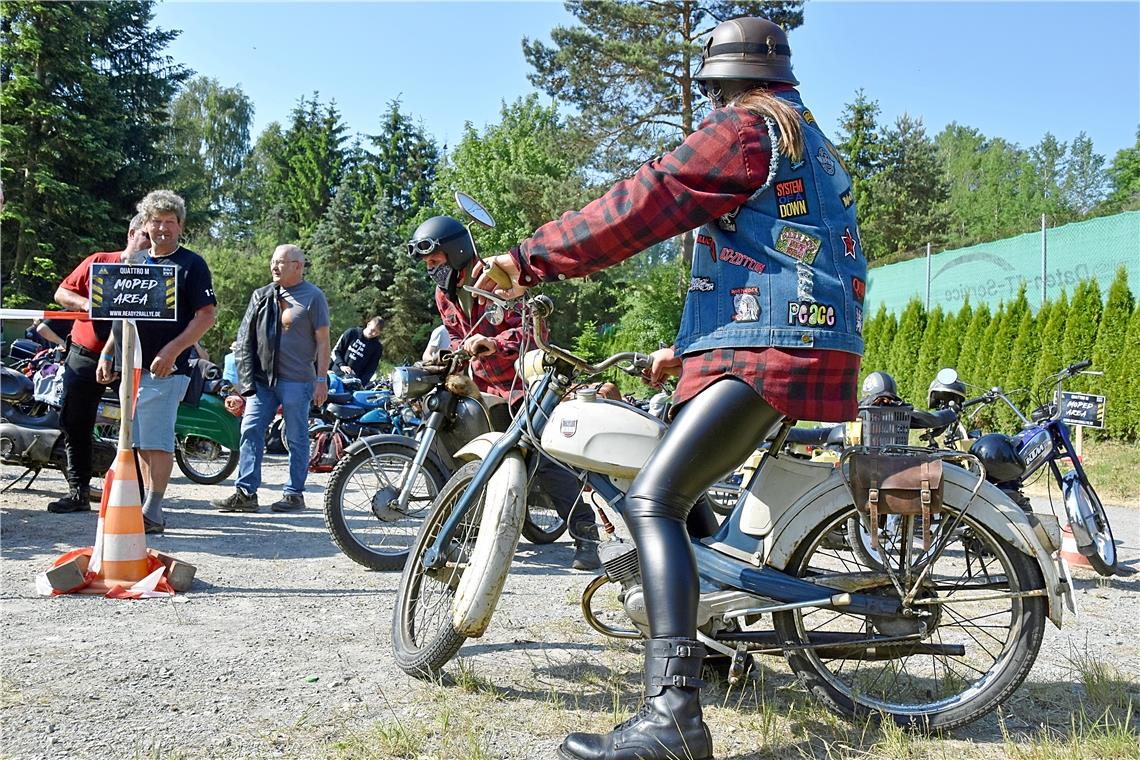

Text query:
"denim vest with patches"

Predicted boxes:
[[675, 91, 866, 357]]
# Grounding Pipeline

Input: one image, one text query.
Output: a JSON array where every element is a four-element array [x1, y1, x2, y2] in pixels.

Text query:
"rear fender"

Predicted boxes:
[[176, 394, 240, 449], [763, 464, 1066, 628]]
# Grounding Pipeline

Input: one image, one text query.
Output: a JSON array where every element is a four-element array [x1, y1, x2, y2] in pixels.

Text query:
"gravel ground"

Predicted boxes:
[[1, 456, 1137, 760]]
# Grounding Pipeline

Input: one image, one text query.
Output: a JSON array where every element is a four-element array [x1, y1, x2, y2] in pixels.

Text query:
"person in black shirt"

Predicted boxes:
[[332, 316, 383, 383]]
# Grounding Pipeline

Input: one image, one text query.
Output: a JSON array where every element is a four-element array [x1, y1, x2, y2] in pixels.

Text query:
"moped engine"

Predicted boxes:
[[596, 539, 650, 635]]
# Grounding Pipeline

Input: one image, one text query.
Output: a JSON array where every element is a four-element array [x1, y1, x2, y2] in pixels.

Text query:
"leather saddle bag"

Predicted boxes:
[[849, 453, 944, 551]]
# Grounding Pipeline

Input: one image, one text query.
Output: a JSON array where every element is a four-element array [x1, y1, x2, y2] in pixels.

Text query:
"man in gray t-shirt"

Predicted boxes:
[[213, 245, 331, 514]]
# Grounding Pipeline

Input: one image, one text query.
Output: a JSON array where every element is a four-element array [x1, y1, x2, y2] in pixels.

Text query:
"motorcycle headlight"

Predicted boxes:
[[519, 349, 546, 386], [390, 367, 409, 400]]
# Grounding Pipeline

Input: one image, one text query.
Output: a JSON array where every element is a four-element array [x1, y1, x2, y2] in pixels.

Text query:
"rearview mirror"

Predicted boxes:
[[455, 192, 495, 229], [935, 367, 959, 386]]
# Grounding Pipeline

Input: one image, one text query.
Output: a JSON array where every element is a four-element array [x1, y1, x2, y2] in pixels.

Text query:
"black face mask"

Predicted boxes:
[[427, 263, 454, 291]]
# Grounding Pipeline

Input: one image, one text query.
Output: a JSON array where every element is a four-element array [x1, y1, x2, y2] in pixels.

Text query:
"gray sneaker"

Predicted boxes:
[[270, 493, 305, 513], [213, 489, 259, 512]]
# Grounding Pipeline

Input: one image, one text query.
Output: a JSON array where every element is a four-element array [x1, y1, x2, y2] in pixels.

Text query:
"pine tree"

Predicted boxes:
[[957, 305, 992, 386], [914, 306, 946, 408], [1092, 268, 1134, 438], [889, 298, 927, 403], [941, 299, 973, 373], [862, 305, 895, 384], [1006, 309, 1044, 402], [1119, 305, 1140, 440], [1063, 279, 1103, 393], [1034, 291, 1069, 385], [383, 248, 436, 364]]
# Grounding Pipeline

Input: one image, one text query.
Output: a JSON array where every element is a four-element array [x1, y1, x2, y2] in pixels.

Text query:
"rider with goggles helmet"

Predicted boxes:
[[407, 215, 603, 571], [477, 16, 865, 760]]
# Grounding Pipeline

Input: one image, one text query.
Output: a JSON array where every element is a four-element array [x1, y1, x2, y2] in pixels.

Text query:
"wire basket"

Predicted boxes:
[[857, 403, 912, 447]]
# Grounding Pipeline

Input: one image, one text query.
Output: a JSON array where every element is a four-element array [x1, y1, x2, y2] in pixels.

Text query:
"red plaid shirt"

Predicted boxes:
[[435, 283, 525, 401], [509, 94, 860, 422]]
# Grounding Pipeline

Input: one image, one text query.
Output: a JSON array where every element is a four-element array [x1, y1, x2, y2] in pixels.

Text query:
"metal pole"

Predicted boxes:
[[925, 242, 932, 310], [1041, 214, 1047, 309]]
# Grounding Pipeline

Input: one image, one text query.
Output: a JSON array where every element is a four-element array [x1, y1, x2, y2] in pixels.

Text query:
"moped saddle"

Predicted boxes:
[[1, 367, 34, 403]]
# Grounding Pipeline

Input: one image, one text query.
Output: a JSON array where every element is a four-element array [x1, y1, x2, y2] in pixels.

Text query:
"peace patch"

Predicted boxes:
[[774, 227, 821, 265], [787, 301, 837, 328]]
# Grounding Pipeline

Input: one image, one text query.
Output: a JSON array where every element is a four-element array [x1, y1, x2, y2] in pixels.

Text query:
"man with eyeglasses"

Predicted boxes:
[[213, 244, 330, 515], [407, 216, 601, 571], [46, 213, 152, 513]]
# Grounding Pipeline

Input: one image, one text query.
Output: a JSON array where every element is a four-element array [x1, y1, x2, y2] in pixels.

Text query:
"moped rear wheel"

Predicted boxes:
[[392, 461, 483, 678], [774, 504, 1047, 731], [175, 434, 238, 485], [323, 441, 446, 571]]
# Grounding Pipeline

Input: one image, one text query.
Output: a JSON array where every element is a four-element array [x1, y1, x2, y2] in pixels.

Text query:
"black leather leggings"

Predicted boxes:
[[625, 378, 783, 638]]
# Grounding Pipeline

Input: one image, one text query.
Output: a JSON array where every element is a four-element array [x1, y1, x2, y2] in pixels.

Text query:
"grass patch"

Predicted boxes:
[[1002, 704, 1139, 760]]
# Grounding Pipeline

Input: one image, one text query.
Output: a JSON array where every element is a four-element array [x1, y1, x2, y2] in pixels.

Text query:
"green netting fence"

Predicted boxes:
[[866, 211, 1140, 315]]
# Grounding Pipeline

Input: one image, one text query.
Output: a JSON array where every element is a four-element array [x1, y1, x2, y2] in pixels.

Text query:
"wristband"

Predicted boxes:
[[100, 353, 114, 361], [314, 377, 327, 384]]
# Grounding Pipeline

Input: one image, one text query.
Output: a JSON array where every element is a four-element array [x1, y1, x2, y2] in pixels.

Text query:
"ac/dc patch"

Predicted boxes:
[[689, 276, 715, 292], [787, 301, 837, 328], [775, 178, 809, 219], [732, 287, 760, 322], [774, 227, 821, 265]]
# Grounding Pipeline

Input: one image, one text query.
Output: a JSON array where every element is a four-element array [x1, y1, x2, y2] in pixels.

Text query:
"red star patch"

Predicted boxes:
[[842, 227, 858, 258]]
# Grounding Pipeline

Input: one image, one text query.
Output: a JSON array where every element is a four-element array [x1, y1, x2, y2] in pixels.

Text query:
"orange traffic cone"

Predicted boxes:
[[80, 448, 150, 593], [1059, 523, 1093, 570]]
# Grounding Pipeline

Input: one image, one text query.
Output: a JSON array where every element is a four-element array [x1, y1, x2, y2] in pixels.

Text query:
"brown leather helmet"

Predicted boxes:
[[694, 17, 798, 87]]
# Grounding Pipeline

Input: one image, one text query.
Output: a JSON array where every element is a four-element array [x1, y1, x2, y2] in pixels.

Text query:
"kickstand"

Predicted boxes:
[[2, 467, 41, 493]]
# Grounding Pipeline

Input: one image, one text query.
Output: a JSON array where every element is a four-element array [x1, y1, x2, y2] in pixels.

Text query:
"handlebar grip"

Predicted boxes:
[[961, 395, 989, 408], [483, 261, 513, 289], [1069, 359, 1092, 374], [630, 353, 652, 371]]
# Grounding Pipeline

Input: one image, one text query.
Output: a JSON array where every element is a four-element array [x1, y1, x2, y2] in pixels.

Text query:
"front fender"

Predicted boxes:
[[763, 464, 1067, 628], [176, 394, 240, 449], [340, 433, 451, 479], [454, 432, 503, 463]]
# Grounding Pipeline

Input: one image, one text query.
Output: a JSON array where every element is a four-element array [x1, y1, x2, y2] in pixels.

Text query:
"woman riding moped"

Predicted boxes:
[[476, 17, 866, 760]]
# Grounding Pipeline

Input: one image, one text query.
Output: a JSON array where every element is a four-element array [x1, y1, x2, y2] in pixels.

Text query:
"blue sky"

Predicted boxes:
[[153, 1, 1139, 163]]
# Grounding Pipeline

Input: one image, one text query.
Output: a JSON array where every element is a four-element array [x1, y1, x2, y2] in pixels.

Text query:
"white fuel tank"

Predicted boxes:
[[541, 394, 666, 479]]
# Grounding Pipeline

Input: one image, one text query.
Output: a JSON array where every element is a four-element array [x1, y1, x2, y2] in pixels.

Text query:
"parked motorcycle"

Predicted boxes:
[[0, 366, 117, 491], [392, 290, 1071, 731], [941, 362, 1119, 576]]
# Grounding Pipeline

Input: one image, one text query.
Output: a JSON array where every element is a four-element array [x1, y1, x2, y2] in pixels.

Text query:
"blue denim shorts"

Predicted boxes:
[[131, 373, 191, 452]]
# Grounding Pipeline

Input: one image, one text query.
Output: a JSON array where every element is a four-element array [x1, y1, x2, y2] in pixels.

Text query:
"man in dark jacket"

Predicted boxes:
[[212, 244, 330, 514], [332, 316, 383, 383]]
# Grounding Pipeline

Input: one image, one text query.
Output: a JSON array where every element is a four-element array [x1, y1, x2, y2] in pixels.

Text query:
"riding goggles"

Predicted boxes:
[[407, 237, 443, 258]]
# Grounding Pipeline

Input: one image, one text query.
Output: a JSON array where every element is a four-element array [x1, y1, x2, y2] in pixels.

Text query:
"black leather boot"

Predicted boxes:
[[47, 486, 92, 514], [558, 638, 712, 760], [570, 520, 601, 571]]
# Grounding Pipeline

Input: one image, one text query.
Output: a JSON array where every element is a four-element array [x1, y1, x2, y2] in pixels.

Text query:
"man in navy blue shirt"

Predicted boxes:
[[98, 190, 216, 533], [332, 316, 384, 383]]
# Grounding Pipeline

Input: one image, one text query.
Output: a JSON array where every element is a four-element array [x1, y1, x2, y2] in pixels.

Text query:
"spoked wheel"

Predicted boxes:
[[392, 461, 484, 678], [323, 441, 446, 571], [774, 504, 1047, 731], [521, 482, 567, 544], [1063, 475, 1118, 576], [175, 435, 238, 485]]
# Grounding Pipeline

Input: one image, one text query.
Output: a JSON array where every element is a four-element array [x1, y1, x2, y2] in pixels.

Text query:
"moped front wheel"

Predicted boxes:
[[392, 461, 484, 678], [324, 441, 446, 571], [774, 504, 1047, 731], [1063, 474, 1117, 576]]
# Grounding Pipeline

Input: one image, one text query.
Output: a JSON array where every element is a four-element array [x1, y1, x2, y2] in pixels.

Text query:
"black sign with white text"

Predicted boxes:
[[89, 263, 177, 321], [1060, 392, 1106, 429]]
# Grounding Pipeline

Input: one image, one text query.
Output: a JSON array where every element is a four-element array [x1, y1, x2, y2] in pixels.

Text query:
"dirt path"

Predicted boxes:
[[2, 458, 1137, 759]]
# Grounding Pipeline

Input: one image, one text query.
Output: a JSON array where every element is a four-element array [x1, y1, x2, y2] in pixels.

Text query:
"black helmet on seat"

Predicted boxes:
[[693, 17, 798, 88], [407, 216, 475, 272], [970, 433, 1027, 483]]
